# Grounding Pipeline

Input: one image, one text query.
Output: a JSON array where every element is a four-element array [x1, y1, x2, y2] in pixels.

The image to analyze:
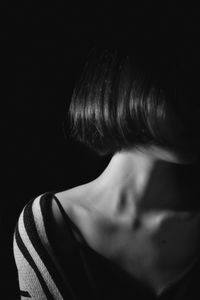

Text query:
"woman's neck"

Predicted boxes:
[[91, 147, 199, 220]]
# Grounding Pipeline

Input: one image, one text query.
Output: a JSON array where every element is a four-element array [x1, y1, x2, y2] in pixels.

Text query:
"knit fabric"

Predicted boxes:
[[13, 192, 200, 299]]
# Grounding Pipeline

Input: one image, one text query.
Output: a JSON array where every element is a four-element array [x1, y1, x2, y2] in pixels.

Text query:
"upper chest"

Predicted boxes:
[[75, 205, 200, 253], [66, 202, 200, 296], [55, 187, 200, 262], [54, 187, 200, 296]]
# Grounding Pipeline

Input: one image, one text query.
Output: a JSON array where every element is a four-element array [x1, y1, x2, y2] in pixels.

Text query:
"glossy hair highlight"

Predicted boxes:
[[68, 37, 200, 156]]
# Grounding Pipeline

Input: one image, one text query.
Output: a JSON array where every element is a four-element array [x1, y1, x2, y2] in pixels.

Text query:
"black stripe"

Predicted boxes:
[[51, 193, 97, 288], [20, 290, 31, 297], [14, 223, 54, 300], [44, 192, 96, 299], [52, 193, 88, 246], [23, 195, 75, 299]]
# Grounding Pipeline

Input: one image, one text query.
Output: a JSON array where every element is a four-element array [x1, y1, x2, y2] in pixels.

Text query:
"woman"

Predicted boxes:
[[13, 35, 200, 299]]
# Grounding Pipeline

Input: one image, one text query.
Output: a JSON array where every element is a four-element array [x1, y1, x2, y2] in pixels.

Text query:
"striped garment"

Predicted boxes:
[[13, 191, 200, 300], [13, 192, 97, 300]]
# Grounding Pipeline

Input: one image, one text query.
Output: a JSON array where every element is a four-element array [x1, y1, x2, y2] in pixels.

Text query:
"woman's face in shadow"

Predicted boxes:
[[137, 154, 200, 213]]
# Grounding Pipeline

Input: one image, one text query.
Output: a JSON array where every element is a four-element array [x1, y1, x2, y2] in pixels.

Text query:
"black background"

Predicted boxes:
[[2, 3, 200, 299]]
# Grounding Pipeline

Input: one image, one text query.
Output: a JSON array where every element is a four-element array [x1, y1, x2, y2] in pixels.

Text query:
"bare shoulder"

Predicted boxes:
[[51, 182, 95, 227], [56, 182, 94, 209], [50, 181, 113, 255]]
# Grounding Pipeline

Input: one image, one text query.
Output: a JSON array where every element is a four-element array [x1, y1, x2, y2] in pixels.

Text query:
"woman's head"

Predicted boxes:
[[68, 35, 200, 159]]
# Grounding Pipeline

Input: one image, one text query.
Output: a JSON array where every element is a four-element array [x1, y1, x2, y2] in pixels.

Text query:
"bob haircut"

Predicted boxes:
[[68, 35, 200, 157]]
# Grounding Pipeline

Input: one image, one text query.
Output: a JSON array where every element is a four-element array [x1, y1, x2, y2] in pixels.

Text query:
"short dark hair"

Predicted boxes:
[[68, 35, 200, 156]]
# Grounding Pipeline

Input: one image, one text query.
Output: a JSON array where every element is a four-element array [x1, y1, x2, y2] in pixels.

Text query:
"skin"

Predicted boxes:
[[54, 146, 200, 296]]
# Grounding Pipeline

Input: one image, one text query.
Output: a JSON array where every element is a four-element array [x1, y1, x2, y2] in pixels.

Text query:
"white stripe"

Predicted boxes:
[[18, 203, 64, 300], [13, 234, 47, 300], [32, 195, 72, 288]]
